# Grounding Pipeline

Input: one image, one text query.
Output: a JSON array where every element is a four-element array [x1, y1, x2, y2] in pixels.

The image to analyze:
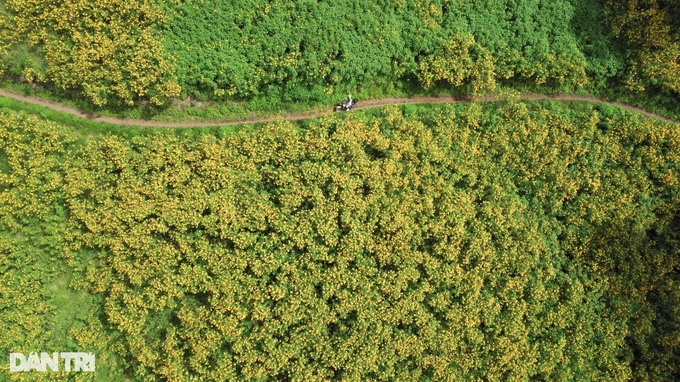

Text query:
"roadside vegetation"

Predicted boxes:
[[0, 0, 678, 120], [2, 100, 679, 380]]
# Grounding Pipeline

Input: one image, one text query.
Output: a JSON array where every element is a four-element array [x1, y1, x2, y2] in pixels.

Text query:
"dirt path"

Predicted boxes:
[[0, 88, 676, 127]]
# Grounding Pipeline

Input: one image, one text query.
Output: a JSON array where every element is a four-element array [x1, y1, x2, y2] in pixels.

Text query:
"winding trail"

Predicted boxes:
[[0, 88, 676, 127]]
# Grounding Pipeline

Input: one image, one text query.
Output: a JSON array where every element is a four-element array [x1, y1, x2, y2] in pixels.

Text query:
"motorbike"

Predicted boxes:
[[334, 97, 358, 112]]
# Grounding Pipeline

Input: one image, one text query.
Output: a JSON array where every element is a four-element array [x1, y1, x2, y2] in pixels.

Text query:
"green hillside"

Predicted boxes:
[[1, 0, 679, 113], [1, 100, 679, 380], [1, 0, 679, 380]]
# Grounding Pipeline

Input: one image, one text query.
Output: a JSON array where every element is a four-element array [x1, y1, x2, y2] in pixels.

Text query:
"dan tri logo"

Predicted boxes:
[[9, 352, 95, 372]]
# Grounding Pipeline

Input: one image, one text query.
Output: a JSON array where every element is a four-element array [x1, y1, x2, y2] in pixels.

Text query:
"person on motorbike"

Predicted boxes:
[[335, 94, 357, 112], [345, 94, 354, 109]]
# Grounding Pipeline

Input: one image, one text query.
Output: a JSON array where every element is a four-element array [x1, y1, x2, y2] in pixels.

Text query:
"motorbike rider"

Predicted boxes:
[[335, 94, 357, 112], [345, 94, 354, 109]]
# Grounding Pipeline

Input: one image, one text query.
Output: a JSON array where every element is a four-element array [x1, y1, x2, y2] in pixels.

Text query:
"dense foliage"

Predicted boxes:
[[161, 0, 587, 100], [0, 0, 180, 106], [0, 113, 114, 381], [3, 101, 677, 380], [607, 0, 680, 93], [0, 113, 64, 379], [1, 0, 591, 106], [2, 0, 678, 107]]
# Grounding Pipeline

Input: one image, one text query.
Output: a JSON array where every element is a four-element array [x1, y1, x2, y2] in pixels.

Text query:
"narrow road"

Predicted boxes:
[[0, 88, 676, 128]]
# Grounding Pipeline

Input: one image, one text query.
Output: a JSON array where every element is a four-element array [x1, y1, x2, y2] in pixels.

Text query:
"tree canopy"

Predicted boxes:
[[2, 100, 677, 380], [0, 0, 592, 105]]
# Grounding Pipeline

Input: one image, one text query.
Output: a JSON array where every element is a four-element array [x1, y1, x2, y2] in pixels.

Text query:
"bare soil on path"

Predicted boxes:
[[0, 88, 676, 128]]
